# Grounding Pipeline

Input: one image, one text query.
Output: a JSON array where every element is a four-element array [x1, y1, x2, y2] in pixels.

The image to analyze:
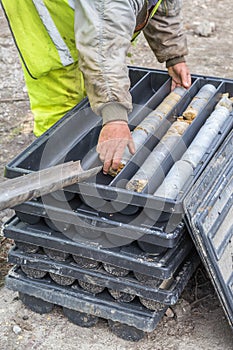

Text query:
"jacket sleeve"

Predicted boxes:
[[74, 0, 144, 124], [143, 0, 188, 67]]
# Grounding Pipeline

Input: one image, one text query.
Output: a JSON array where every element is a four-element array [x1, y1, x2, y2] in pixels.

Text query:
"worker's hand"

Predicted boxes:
[[97, 121, 135, 175], [168, 62, 191, 91]]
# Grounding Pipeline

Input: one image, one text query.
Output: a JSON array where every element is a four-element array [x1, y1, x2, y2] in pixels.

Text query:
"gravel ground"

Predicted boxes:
[[0, 1, 233, 349]]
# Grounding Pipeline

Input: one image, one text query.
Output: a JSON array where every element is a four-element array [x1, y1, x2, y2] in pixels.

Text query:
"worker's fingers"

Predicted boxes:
[[168, 62, 191, 90], [111, 142, 127, 170], [98, 149, 107, 163], [127, 137, 135, 155], [101, 139, 127, 174], [96, 142, 102, 156], [103, 158, 113, 175], [96, 143, 107, 164], [186, 71, 192, 88], [171, 79, 179, 91], [180, 68, 191, 89], [101, 142, 115, 174], [99, 137, 135, 174], [97, 121, 133, 174]]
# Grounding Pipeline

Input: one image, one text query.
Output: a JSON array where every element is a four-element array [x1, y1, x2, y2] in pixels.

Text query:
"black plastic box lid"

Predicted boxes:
[[184, 129, 233, 329]]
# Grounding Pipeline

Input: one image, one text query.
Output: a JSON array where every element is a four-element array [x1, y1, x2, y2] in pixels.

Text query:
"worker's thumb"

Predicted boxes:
[[180, 66, 191, 88], [128, 137, 135, 155]]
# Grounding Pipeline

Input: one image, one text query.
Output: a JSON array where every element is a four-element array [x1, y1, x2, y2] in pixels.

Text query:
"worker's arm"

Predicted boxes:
[[74, 0, 140, 120], [143, 0, 191, 89], [74, 0, 144, 173]]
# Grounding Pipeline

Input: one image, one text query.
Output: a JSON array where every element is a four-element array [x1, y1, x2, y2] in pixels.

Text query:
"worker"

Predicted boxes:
[[1, 1, 191, 174]]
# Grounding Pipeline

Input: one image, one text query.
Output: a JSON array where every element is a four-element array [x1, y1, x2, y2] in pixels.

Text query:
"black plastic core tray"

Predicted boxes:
[[4, 216, 193, 279], [12, 196, 187, 248], [6, 266, 167, 332], [8, 246, 200, 305], [4, 68, 233, 217]]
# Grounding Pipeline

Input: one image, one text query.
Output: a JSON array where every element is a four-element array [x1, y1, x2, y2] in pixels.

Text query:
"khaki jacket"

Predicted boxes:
[[74, 0, 188, 124]]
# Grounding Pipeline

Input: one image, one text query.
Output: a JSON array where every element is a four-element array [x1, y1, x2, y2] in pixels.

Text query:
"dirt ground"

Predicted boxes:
[[0, 1, 233, 349]]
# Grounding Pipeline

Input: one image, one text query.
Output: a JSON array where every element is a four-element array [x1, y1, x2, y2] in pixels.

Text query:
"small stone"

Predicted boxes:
[[194, 21, 216, 37], [13, 325, 22, 335], [165, 307, 175, 318], [22, 315, 29, 320]]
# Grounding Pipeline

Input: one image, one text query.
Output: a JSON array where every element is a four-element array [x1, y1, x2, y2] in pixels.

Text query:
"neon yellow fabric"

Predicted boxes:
[[22, 61, 85, 137], [2, 0, 85, 136], [2, 0, 78, 78]]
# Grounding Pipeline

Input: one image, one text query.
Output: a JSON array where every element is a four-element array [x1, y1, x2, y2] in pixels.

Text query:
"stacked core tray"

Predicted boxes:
[[3, 67, 233, 340]]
